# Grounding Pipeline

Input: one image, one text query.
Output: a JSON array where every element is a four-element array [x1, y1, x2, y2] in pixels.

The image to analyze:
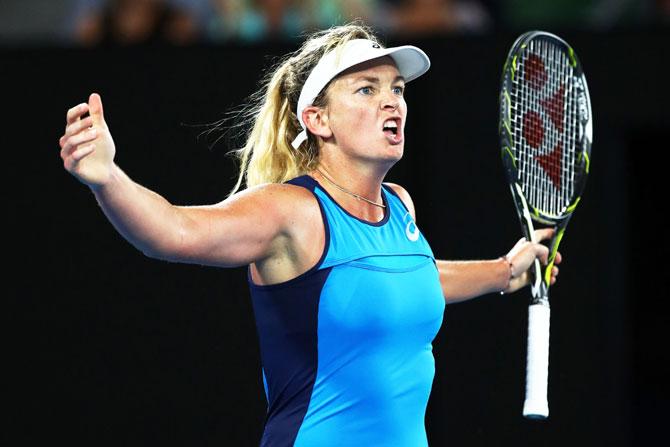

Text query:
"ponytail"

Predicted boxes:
[[228, 21, 380, 195]]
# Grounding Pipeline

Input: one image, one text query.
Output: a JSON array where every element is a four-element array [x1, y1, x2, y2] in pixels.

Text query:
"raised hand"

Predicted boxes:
[[59, 93, 116, 188]]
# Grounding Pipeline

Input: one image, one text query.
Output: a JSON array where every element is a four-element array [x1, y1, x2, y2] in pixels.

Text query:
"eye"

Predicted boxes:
[[358, 86, 373, 95], [393, 86, 405, 95]]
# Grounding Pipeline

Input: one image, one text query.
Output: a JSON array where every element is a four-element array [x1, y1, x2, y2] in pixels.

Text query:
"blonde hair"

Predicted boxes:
[[228, 21, 381, 195]]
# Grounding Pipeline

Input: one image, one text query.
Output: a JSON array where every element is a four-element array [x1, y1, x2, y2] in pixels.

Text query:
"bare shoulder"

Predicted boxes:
[[229, 181, 322, 225], [272, 181, 323, 223], [241, 182, 325, 285], [383, 182, 416, 220], [163, 181, 322, 268]]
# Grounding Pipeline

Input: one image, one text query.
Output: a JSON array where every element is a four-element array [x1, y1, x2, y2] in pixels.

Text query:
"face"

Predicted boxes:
[[321, 57, 408, 165]]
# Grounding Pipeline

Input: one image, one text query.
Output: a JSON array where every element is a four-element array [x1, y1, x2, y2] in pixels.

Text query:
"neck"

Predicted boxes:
[[312, 163, 388, 217], [313, 143, 398, 217], [317, 152, 392, 195], [317, 167, 385, 207]]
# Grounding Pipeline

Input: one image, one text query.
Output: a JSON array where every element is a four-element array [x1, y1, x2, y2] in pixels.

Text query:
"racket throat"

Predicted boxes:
[[530, 261, 544, 300]]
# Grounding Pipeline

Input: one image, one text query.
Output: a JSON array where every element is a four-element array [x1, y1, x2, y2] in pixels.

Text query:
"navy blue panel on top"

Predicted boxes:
[[249, 266, 333, 447], [286, 175, 316, 190], [383, 183, 411, 213]]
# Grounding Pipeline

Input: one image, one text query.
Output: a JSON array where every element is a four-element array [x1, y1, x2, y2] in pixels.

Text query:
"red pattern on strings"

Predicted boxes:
[[520, 52, 566, 192], [524, 54, 547, 90], [540, 84, 565, 133], [535, 142, 563, 190], [522, 111, 544, 148]]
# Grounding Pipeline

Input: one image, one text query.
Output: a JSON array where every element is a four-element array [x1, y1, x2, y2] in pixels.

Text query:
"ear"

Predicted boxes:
[[302, 105, 333, 140]]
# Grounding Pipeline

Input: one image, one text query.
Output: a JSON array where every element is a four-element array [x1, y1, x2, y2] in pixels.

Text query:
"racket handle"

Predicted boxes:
[[523, 303, 550, 419]]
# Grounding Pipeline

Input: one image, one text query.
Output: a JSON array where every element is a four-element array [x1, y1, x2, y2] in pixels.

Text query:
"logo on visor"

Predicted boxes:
[[372, 43, 380, 49]]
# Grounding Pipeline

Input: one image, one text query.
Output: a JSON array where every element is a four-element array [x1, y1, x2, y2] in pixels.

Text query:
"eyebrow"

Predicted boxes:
[[351, 75, 406, 84]]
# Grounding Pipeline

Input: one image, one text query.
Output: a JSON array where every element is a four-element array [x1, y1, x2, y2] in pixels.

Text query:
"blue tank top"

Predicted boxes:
[[248, 175, 445, 446]]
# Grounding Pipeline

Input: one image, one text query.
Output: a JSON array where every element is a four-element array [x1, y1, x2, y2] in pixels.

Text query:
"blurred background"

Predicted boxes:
[[3, 1, 668, 446], [1, 0, 667, 46]]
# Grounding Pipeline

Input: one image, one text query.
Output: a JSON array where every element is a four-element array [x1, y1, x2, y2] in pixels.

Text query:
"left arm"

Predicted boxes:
[[437, 232, 560, 304], [385, 183, 561, 305], [437, 258, 511, 304]]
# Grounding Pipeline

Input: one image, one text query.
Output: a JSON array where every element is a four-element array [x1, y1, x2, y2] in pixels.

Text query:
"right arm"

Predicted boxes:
[[90, 166, 297, 267], [59, 93, 299, 268]]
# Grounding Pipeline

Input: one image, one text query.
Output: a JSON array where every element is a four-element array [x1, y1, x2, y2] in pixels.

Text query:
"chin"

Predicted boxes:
[[384, 142, 404, 160]]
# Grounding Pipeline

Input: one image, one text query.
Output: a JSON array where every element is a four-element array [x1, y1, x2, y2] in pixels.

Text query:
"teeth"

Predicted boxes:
[[383, 119, 397, 129]]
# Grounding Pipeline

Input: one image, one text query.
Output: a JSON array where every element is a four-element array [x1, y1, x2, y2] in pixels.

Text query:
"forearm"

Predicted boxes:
[[437, 258, 511, 304], [90, 164, 190, 260]]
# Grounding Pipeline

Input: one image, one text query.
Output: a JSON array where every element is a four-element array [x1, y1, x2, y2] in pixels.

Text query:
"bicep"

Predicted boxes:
[[167, 184, 299, 267]]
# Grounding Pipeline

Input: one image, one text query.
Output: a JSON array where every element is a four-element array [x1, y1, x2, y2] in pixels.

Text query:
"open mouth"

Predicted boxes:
[[382, 118, 402, 143]]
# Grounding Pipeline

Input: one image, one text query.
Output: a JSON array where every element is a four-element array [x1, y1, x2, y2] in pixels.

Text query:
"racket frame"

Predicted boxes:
[[498, 30, 592, 419]]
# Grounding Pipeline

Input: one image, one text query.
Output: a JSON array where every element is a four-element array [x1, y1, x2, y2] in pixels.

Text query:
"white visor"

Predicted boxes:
[[291, 39, 431, 149]]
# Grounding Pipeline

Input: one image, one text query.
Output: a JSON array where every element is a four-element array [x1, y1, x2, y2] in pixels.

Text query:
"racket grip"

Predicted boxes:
[[523, 303, 550, 419]]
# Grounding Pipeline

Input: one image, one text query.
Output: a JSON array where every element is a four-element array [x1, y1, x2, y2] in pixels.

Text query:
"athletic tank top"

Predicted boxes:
[[248, 175, 445, 446]]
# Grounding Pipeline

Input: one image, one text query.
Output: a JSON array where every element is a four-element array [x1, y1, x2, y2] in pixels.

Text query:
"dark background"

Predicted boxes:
[[5, 29, 668, 446]]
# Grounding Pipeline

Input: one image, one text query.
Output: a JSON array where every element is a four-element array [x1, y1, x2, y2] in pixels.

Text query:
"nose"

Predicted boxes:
[[380, 91, 399, 111]]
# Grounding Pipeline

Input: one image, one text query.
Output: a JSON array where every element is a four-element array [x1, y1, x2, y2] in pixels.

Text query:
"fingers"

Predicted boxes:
[[63, 144, 96, 171], [505, 229, 564, 289], [60, 127, 98, 158], [71, 144, 96, 162], [533, 227, 555, 243], [63, 115, 94, 141], [88, 92, 105, 125], [66, 102, 89, 125], [61, 95, 99, 157], [531, 229, 563, 266], [554, 251, 562, 265], [62, 93, 104, 143], [534, 245, 565, 267], [535, 243, 549, 265]]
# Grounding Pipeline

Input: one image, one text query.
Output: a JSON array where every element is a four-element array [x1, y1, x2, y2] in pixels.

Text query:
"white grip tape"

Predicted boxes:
[[523, 304, 550, 419]]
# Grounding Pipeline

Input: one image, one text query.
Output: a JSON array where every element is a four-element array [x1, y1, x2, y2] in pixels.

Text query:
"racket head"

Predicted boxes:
[[499, 31, 592, 226]]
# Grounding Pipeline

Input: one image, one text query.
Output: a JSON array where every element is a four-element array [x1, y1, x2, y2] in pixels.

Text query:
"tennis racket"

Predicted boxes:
[[499, 31, 592, 419]]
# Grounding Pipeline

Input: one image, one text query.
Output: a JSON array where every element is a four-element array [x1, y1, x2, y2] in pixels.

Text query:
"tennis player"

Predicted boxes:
[[60, 22, 561, 447]]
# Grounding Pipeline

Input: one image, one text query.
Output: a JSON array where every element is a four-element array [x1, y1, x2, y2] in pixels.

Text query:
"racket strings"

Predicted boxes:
[[510, 39, 578, 217]]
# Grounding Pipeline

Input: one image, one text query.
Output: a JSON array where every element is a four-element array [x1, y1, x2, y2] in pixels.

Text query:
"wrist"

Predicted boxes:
[[89, 163, 121, 194], [499, 255, 514, 295]]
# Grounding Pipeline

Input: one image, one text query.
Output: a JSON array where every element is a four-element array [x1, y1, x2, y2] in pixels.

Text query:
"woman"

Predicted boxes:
[[59, 22, 560, 447]]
